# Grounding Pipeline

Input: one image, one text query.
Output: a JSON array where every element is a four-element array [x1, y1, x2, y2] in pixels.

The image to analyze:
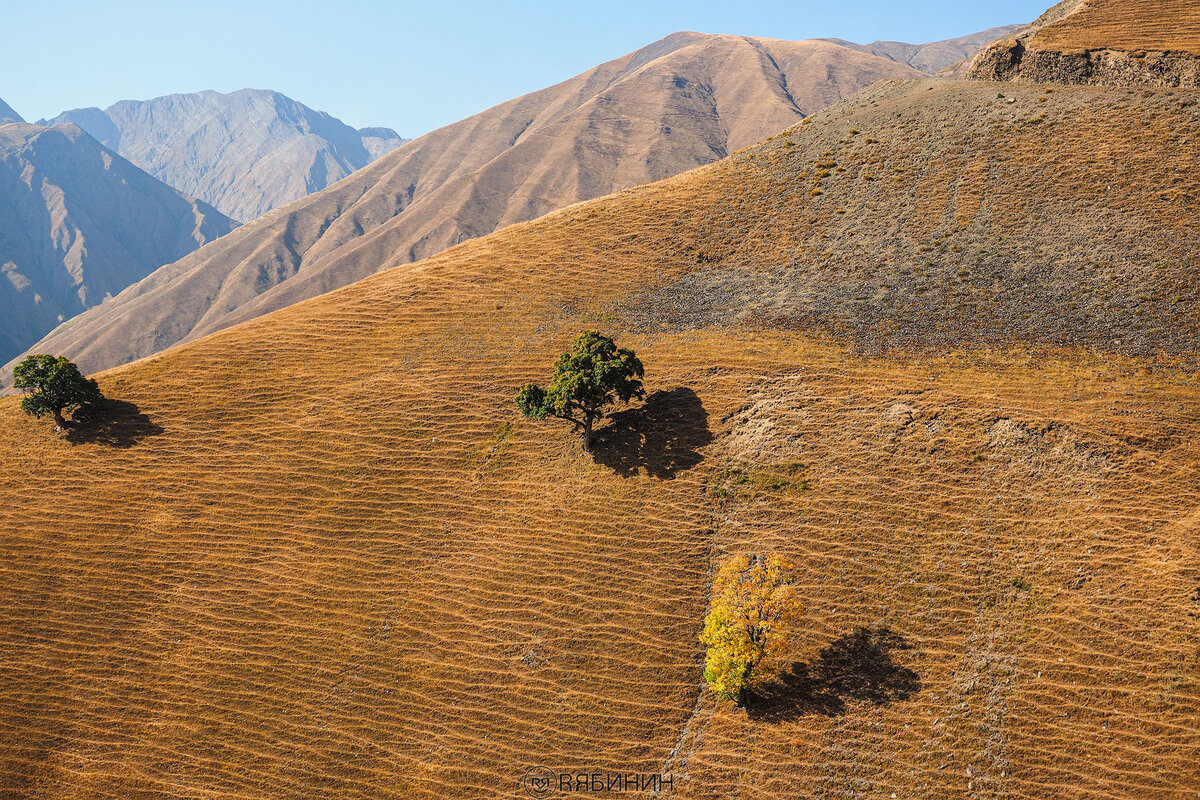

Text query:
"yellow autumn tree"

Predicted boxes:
[[700, 553, 804, 703]]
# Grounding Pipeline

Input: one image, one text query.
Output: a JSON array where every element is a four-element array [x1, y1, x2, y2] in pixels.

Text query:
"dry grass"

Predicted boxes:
[[1, 78, 1199, 799], [627, 80, 1200, 357], [1033, 0, 1200, 54]]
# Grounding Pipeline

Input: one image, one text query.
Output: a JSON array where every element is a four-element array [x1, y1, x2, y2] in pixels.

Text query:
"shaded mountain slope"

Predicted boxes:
[[823, 24, 1023, 74], [0, 97, 22, 124], [970, 0, 1200, 85], [0, 76, 1198, 799], [13, 33, 924, 381], [43, 90, 407, 220], [0, 122, 237, 364]]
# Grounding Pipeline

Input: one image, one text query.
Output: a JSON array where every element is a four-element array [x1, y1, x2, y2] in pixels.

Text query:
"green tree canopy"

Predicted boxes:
[[515, 330, 645, 453], [13, 355, 103, 430]]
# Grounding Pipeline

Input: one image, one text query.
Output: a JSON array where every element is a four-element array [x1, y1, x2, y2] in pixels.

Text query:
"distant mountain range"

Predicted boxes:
[[11, 31, 939, 379], [3, 25, 1011, 384], [0, 121, 237, 364], [41, 89, 408, 221], [822, 24, 1022, 73], [3, 2, 1199, 797]]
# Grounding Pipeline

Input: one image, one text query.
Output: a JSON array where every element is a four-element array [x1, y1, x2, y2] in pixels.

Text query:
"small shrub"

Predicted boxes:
[[711, 463, 810, 501]]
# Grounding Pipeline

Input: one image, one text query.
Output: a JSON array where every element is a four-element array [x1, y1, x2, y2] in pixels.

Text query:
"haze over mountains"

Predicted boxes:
[[42, 89, 408, 221], [0, 122, 237, 364], [15, 30, 975, 381], [2, 1, 1198, 796]]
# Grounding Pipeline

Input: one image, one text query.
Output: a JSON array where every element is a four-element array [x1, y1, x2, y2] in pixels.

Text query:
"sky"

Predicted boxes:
[[4, 0, 1049, 138]]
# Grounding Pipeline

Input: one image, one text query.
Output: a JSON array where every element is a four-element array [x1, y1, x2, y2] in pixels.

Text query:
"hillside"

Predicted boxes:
[[0, 122, 237, 365], [823, 24, 1023, 74], [0, 97, 22, 124], [1, 76, 1197, 799], [42, 90, 407, 221], [969, 0, 1200, 85], [9, 33, 927, 384]]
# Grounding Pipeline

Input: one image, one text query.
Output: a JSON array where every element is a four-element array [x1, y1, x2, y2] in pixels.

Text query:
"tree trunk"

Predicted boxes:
[[583, 413, 593, 453], [52, 408, 67, 430]]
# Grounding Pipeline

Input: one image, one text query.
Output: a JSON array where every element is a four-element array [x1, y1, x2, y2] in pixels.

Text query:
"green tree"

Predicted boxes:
[[700, 553, 804, 704], [12, 355, 103, 429], [516, 331, 645, 453]]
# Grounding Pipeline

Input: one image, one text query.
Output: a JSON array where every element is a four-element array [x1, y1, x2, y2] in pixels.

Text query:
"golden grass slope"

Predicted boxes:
[[1032, 0, 1200, 54], [5, 34, 924, 389], [0, 79, 1198, 798]]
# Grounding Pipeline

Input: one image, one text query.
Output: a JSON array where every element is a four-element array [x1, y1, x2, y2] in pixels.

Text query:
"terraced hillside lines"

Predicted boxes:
[[668, 357, 1200, 799], [0, 264, 719, 797], [1032, 0, 1200, 54], [1, 75, 1200, 798], [626, 80, 1200, 357]]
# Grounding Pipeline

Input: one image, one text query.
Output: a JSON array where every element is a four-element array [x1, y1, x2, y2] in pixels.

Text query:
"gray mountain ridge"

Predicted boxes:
[[0, 97, 22, 124], [0, 122, 237, 364], [41, 89, 407, 221]]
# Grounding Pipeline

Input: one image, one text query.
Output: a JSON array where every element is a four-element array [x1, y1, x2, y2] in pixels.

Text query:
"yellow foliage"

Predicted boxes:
[[699, 553, 804, 702]]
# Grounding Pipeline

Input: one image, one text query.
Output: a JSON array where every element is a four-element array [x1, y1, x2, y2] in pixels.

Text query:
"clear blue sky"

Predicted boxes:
[[5, 0, 1049, 138]]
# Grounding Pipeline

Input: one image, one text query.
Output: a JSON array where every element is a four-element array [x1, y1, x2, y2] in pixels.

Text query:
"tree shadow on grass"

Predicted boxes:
[[590, 387, 713, 479], [747, 627, 921, 722], [65, 399, 164, 448]]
